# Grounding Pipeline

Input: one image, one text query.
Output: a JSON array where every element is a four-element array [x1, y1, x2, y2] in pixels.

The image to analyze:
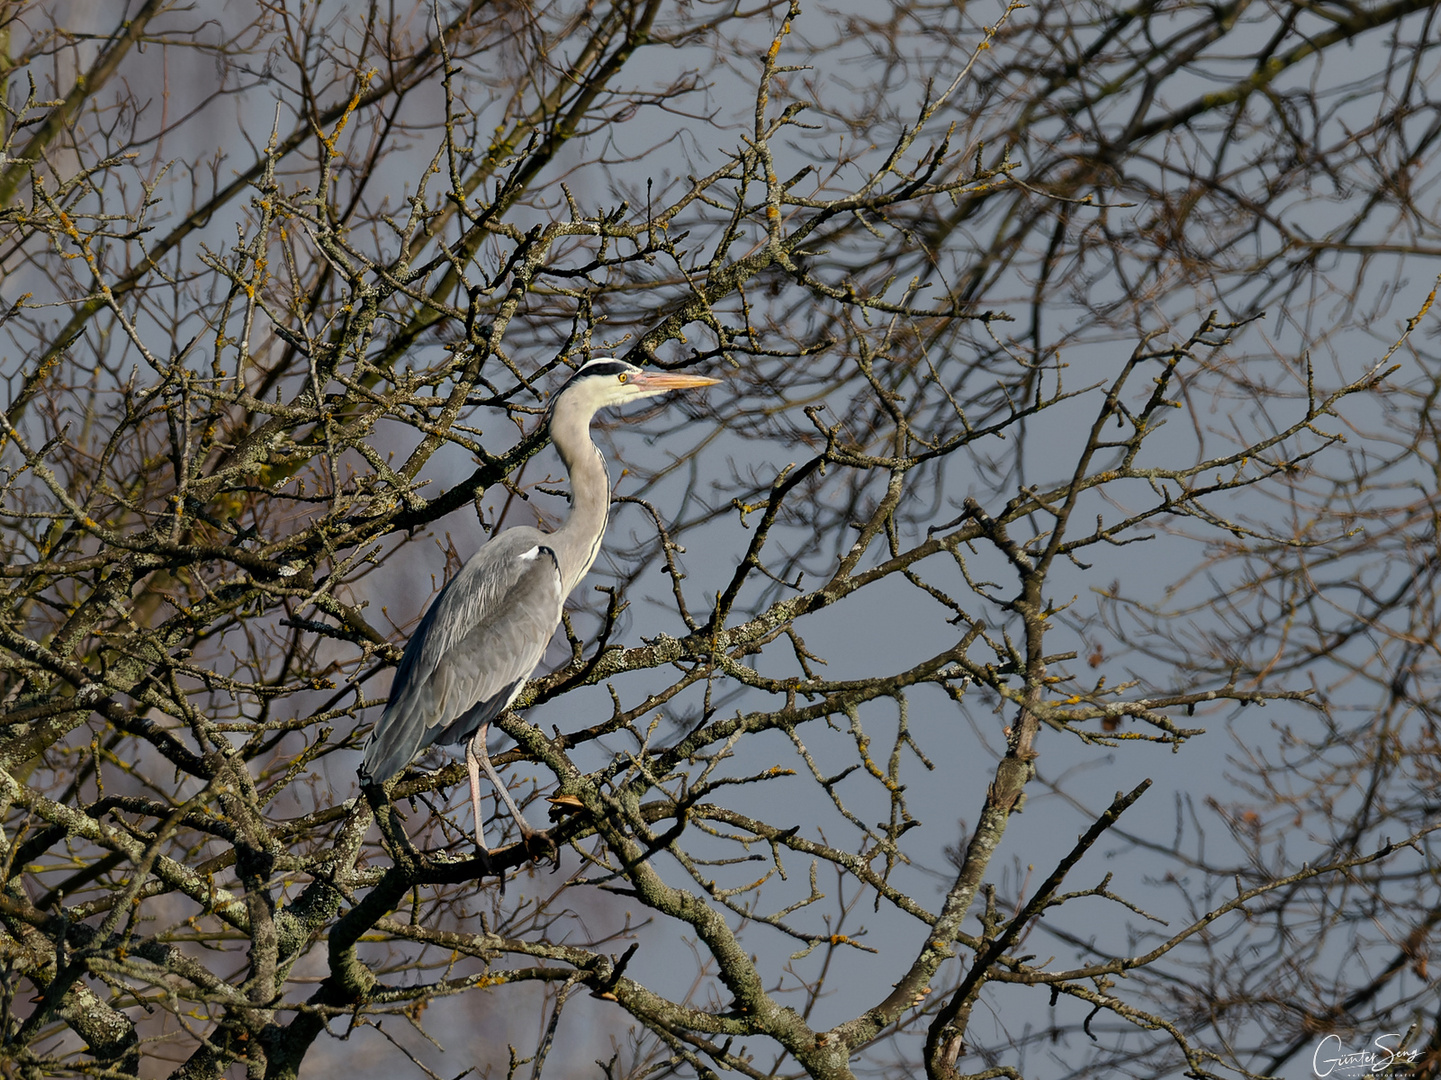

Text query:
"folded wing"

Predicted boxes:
[[359, 531, 564, 784]]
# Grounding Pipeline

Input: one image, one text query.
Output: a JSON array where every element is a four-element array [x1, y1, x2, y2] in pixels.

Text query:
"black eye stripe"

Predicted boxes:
[[576, 361, 630, 379], [552, 360, 634, 397]]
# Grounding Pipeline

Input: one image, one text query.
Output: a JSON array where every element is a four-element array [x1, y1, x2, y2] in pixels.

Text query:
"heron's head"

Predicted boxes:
[[546, 358, 719, 428]]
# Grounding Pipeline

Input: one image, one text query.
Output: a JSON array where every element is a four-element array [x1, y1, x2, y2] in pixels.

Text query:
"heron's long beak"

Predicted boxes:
[[630, 371, 721, 391]]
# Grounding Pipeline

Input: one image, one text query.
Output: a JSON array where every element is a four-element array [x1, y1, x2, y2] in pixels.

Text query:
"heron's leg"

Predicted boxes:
[[464, 725, 492, 850], [466, 723, 537, 843]]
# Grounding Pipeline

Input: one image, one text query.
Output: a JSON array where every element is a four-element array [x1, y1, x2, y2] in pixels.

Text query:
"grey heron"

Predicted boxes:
[[358, 358, 719, 860]]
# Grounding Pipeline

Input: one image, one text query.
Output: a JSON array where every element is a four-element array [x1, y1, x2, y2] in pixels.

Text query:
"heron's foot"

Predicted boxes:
[[468, 832, 497, 874], [477, 848, 497, 875], [520, 828, 558, 865]]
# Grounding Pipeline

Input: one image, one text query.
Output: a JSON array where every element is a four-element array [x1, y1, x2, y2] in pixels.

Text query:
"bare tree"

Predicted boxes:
[[1, 2, 1438, 1079]]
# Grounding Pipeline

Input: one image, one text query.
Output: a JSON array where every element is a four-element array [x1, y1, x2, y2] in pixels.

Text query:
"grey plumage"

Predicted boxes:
[[358, 531, 562, 784], [359, 358, 718, 857]]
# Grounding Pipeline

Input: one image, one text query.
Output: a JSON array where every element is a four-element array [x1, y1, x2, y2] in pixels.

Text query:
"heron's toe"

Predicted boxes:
[[521, 829, 558, 865]]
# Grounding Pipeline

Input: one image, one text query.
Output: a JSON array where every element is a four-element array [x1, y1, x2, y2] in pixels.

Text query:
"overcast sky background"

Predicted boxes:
[[8, 1, 1440, 1077]]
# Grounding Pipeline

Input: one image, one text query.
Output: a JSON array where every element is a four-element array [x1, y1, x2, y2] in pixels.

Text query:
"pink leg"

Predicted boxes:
[[465, 723, 536, 849], [464, 724, 491, 850]]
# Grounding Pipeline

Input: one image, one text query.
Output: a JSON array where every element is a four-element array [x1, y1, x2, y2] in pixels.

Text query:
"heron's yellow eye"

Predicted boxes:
[[617, 373, 628, 384]]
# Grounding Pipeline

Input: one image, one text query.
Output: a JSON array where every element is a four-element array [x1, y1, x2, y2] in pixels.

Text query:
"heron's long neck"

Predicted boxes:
[[548, 405, 610, 595]]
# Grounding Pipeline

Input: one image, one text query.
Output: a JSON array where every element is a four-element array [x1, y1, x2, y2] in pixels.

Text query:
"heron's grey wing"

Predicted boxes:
[[424, 547, 564, 747], [359, 535, 563, 783]]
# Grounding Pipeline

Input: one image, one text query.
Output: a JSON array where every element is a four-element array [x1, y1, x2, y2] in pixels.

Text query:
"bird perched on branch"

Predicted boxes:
[[359, 358, 719, 862]]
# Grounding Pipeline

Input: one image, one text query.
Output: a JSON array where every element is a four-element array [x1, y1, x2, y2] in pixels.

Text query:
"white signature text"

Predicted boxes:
[[1313, 1033, 1421, 1077]]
